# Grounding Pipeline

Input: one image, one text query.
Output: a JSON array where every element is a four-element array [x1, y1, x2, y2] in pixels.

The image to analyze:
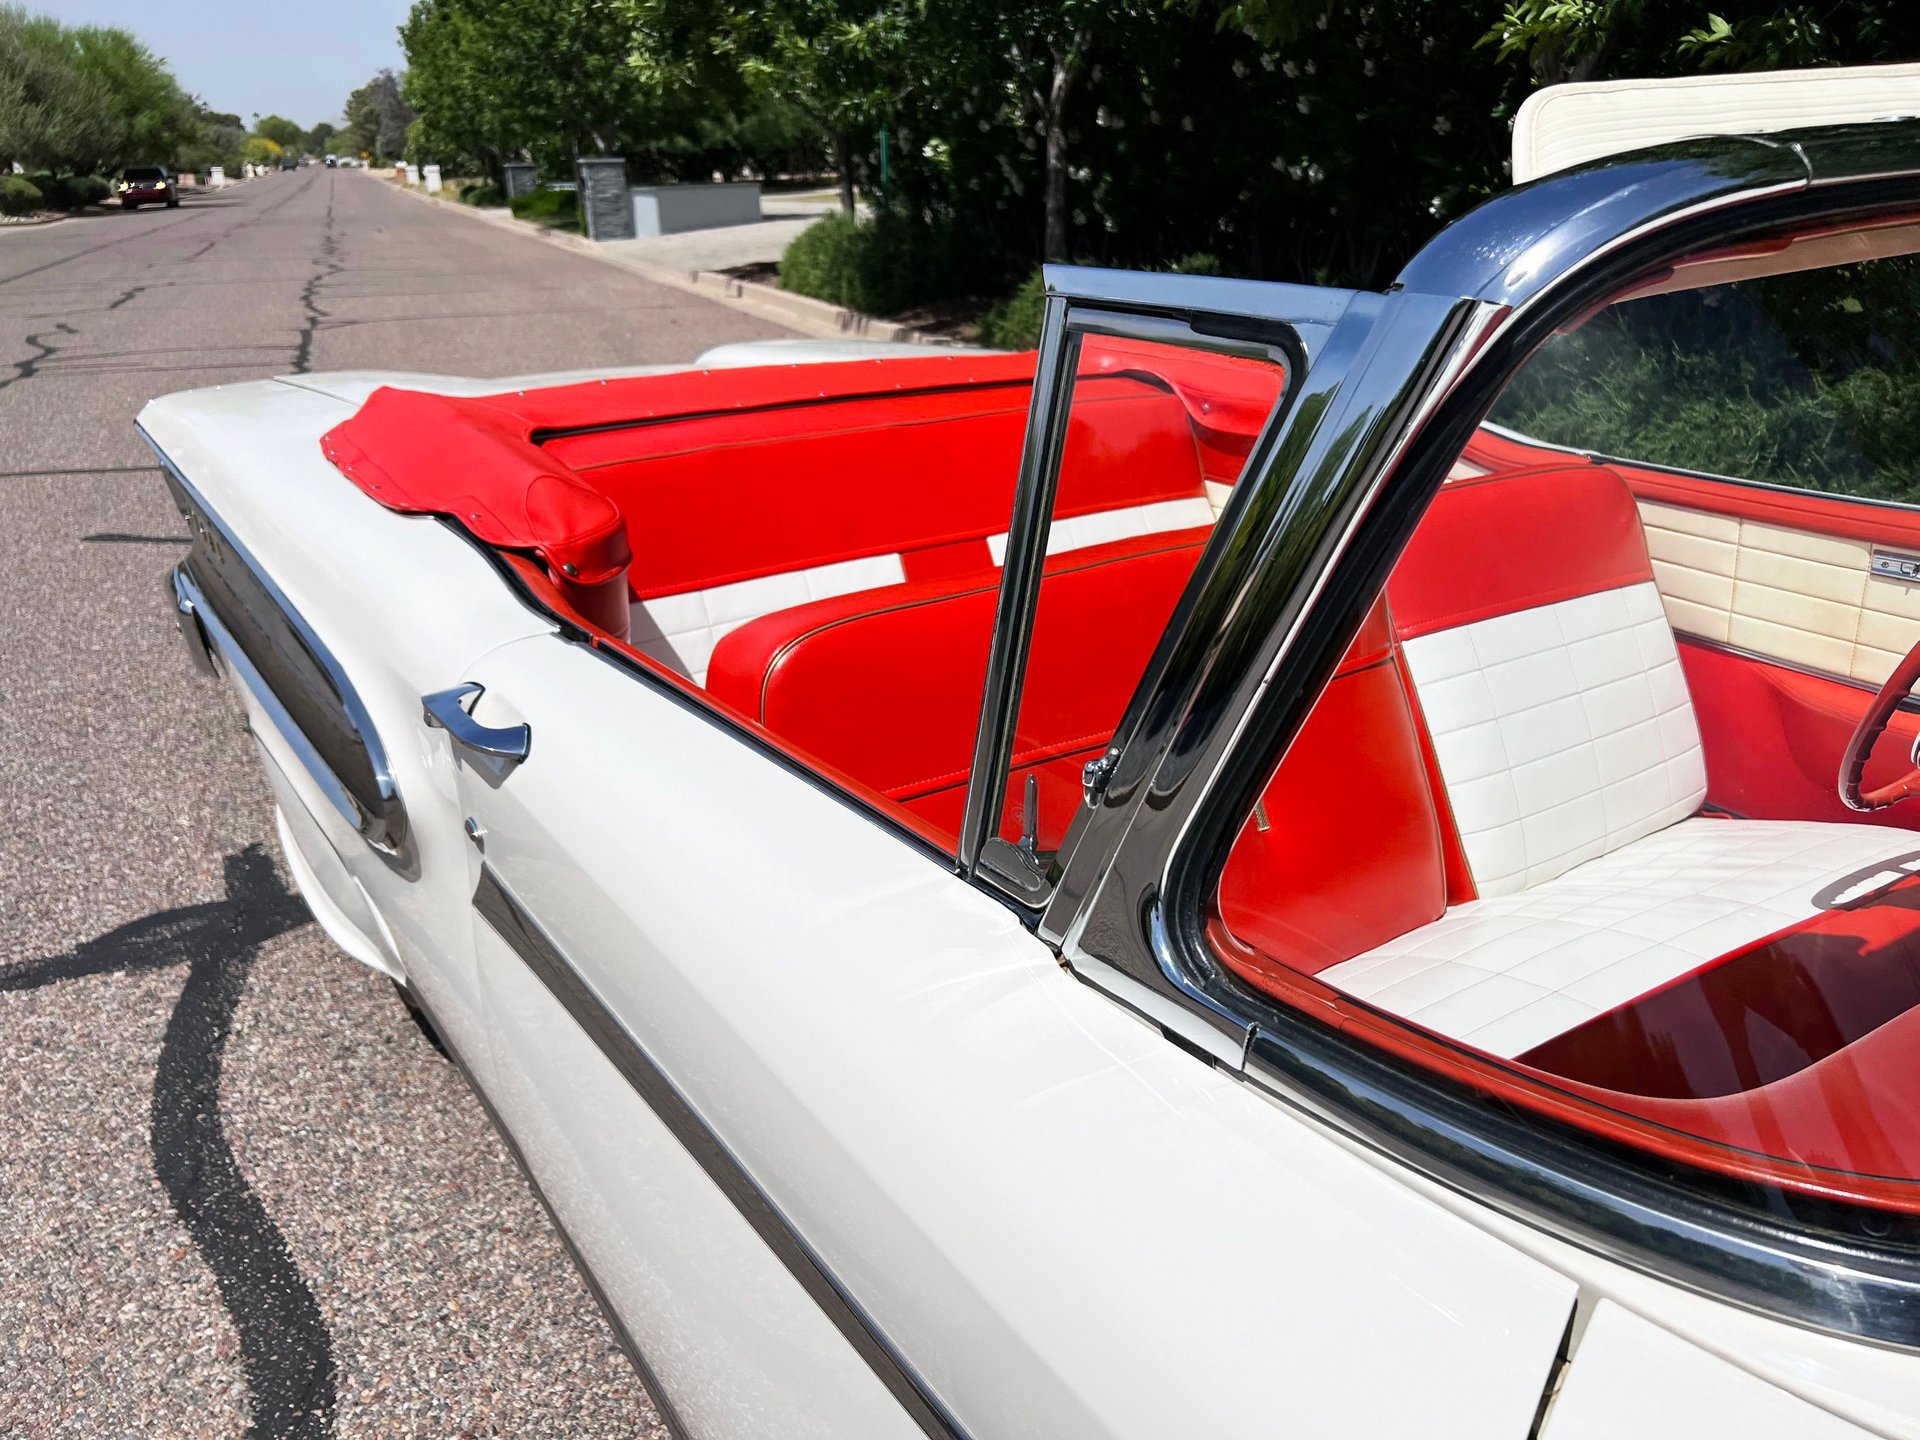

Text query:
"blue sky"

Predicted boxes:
[[39, 0, 410, 127]]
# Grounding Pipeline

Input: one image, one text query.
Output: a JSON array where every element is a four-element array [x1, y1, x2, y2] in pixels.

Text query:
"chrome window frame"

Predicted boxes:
[[146, 431, 410, 858], [1036, 123, 1920, 1350], [955, 265, 1339, 900]]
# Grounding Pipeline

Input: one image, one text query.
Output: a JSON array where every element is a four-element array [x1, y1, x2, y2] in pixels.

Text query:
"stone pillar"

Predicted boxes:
[[576, 156, 636, 241], [502, 162, 537, 200], [404, 163, 420, 187], [208, 166, 226, 187], [423, 164, 442, 194]]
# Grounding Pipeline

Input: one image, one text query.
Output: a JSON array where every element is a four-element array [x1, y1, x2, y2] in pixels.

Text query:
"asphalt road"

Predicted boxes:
[[0, 170, 789, 1437]]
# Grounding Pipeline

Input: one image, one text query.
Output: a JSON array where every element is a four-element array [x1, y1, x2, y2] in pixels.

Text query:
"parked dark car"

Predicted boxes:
[[118, 166, 178, 209]]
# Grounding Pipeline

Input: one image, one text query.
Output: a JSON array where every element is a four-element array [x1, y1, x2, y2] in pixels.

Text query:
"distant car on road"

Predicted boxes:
[[117, 166, 177, 209], [280, 158, 300, 172], [324, 154, 337, 168]]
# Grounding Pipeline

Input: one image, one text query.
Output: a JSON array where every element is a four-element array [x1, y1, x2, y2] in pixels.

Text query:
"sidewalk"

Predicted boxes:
[[373, 173, 942, 344]]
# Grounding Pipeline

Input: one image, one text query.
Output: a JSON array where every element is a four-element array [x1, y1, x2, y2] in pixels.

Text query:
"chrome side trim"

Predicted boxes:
[[173, 563, 370, 839], [167, 565, 217, 676], [1244, 1013, 1920, 1352], [394, 981, 694, 1440], [470, 866, 972, 1440], [143, 427, 407, 854]]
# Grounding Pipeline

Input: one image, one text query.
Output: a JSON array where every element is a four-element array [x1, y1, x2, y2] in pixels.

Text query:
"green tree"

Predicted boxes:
[[65, 22, 200, 164], [1486, 0, 1920, 84], [0, 6, 211, 174], [343, 69, 415, 162], [255, 113, 305, 150], [0, 7, 120, 173], [305, 120, 338, 155], [718, 0, 909, 216], [402, 0, 650, 172]]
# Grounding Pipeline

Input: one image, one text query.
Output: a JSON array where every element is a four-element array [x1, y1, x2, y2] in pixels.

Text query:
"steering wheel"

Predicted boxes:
[[1842, 642, 1920, 810]]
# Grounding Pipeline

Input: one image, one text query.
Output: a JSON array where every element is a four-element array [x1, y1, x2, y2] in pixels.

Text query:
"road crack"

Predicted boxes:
[[0, 321, 76, 393]]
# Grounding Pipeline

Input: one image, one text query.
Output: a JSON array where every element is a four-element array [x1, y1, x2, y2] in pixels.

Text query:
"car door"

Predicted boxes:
[[419, 269, 1584, 1440]]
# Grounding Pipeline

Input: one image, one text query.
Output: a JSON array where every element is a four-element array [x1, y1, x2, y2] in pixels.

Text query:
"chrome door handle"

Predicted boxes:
[[422, 683, 530, 767]]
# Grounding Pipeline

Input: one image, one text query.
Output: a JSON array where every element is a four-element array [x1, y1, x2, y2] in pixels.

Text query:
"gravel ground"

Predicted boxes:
[[0, 169, 789, 1437]]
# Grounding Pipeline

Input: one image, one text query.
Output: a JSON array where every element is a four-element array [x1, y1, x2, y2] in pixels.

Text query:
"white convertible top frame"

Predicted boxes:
[[1512, 61, 1920, 183]]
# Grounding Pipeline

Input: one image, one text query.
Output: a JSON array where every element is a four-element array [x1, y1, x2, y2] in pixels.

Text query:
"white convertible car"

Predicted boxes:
[[148, 82, 1920, 1440]]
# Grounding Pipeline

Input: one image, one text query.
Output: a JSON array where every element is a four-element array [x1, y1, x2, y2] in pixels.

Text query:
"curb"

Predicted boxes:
[[368, 174, 960, 345]]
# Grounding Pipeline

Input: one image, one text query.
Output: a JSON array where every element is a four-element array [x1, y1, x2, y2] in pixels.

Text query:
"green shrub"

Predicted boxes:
[[780, 212, 962, 316], [509, 186, 577, 230], [0, 176, 43, 217], [459, 180, 505, 207], [24, 173, 109, 210], [978, 268, 1045, 350]]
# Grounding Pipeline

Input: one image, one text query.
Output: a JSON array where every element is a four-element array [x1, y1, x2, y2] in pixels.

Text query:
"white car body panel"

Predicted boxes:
[[140, 346, 1920, 1436], [1540, 1302, 1872, 1439], [450, 634, 1578, 1438], [1319, 1125, 1920, 1438]]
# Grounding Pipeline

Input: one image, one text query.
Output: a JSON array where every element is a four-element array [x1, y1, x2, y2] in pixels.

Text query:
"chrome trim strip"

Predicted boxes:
[[957, 290, 1075, 877], [141, 426, 405, 841], [173, 563, 370, 836], [395, 982, 694, 1440], [471, 866, 972, 1440], [958, 272, 1318, 893], [1243, 1014, 1920, 1353], [1478, 417, 1920, 521], [167, 565, 218, 676]]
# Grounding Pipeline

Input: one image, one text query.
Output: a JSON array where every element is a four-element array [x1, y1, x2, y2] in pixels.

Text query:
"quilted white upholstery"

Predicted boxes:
[[1321, 818, 1920, 1056], [632, 553, 906, 685], [1402, 581, 1708, 897], [1638, 499, 1920, 687], [986, 496, 1216, 565]]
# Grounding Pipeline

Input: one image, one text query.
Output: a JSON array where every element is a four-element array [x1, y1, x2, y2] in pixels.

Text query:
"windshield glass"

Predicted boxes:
[[1493, 229, 1920, 503], [1211, 220, 1920, 1214], [122, 167, 165, 181]]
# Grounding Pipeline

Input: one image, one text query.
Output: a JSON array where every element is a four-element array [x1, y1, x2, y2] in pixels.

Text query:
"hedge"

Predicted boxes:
[[509, 186, 576, 230], [0, 177, 44, 217], [24, 174, 109, 210], [781, 212, 967, 317]]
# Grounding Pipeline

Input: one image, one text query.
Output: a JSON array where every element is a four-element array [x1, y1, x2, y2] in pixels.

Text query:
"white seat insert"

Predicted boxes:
[[1401, 581, 1706, 898], [1321, 818, 1920, 1056], [1317, 457, 1920, 1059]]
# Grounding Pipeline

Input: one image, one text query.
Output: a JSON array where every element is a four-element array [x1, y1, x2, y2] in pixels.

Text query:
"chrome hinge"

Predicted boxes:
[[1872, 549, 1920, 583], [1082, 750, 1119, 808]]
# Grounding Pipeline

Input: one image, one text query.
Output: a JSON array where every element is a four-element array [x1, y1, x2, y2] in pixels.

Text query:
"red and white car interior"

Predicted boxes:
[[320, 331, 1920, 1213]]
